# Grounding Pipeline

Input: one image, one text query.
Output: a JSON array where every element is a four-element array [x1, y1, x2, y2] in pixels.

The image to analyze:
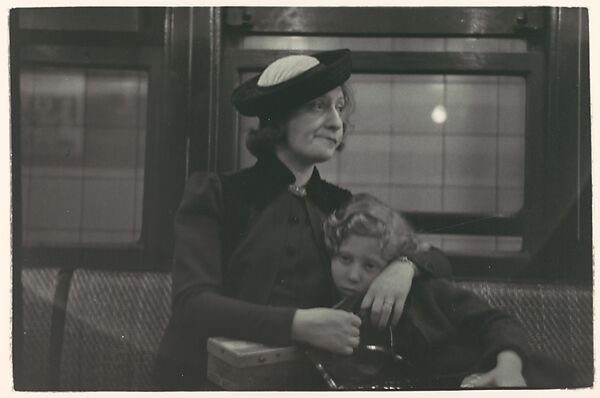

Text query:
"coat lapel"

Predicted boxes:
[[232, 153, 352, 214]]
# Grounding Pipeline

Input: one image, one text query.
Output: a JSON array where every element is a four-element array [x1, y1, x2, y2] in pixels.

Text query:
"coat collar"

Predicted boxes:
[[234, 153, 351, 213]]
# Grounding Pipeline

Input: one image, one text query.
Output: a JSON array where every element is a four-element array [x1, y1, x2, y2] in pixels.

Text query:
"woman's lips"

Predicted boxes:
[[317, 136, 339, 145]]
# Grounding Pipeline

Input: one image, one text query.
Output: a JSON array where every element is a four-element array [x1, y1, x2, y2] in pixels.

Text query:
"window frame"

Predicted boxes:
[[12, 7, 199, 272], [15, 7, 165, 46], [15, 45, 166, 271], [218, 49, 544, 278]]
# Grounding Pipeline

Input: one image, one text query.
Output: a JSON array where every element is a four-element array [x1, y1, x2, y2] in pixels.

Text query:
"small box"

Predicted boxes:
[[206, 337, 320, 390]]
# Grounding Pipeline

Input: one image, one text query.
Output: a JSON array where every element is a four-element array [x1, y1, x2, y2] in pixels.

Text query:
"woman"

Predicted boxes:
[[154, 49, 452, 390]]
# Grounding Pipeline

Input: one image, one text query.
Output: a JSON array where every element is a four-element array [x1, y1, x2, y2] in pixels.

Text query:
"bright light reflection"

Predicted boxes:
[[431, 105, 447, 124]]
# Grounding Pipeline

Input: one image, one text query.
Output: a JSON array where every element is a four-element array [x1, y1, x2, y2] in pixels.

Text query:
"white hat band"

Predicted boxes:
[[257, 55, 320, 87]]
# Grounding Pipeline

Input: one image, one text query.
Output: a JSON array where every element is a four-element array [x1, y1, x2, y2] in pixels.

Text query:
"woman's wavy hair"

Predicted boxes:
[[323, 193, 429, 262], [245, 83, 355, 158]]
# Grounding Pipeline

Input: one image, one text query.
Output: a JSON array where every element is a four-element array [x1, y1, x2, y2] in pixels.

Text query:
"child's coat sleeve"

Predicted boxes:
[[408, 278, 530, 371]]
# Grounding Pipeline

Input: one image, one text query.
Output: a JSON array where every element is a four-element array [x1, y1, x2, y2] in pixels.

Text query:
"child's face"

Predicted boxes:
[[331, 235, 387, 298]]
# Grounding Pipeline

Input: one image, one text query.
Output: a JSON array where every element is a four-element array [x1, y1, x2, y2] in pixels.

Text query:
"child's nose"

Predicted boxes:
[[347, 266, 361, 282]]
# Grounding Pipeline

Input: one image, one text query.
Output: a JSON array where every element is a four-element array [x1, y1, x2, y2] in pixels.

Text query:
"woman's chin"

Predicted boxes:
[[310, 148, 337, 164]]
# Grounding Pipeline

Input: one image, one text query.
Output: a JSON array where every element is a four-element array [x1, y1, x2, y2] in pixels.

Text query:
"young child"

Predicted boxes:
[[318, 193, 529, 389]]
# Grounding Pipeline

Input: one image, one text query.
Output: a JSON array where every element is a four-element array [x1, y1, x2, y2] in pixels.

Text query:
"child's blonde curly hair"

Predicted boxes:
[[323, 193, 429, 262]]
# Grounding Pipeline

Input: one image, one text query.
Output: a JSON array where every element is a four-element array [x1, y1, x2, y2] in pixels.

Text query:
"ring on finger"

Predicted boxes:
[[383, 301, 394, 307]]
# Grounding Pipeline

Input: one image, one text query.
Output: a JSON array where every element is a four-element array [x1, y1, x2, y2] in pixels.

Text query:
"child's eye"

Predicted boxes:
[[337, 254, 352, 265], [364, 263, 377, 271]]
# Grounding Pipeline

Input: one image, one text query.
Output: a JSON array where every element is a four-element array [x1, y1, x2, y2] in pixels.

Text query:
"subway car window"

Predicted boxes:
[[230, 43, 533, 274], [12, 7, 181, 270], [220, 6, 589, 282], [239, 72, 526, 255], [20, 66, 147, 244]]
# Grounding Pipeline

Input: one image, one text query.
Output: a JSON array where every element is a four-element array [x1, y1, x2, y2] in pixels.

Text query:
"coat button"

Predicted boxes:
[[286, 246, 296, 256], [289, 215, 299, 224]]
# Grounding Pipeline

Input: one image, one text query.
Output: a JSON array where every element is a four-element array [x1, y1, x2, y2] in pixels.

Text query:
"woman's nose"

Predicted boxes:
[[325, 106, 343, 130]]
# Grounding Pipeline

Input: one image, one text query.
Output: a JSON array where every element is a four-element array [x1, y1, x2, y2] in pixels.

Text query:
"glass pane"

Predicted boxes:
[[20, 66, 147, 245], [241, 36, 527, 53], [312, 73, 526, 215]]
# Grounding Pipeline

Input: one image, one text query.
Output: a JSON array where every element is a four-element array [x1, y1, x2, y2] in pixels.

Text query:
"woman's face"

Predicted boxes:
[[280, 87, 346, 166]]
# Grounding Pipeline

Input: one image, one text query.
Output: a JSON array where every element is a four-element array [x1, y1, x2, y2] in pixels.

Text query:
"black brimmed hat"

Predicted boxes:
[[232, 49, 352, 118]]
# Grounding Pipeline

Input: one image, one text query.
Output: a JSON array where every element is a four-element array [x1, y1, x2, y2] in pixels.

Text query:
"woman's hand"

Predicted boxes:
[[360, 258, 417, 329], [291, 308, 361, 354], [461, 351, 527, 388]]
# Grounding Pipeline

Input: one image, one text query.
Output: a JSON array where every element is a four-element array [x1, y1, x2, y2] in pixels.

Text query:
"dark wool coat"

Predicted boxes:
[[315, 278, 574, 389], [397, 279, 575, 389], [368, 278, 530, 387], [153, 154, 452, 390]]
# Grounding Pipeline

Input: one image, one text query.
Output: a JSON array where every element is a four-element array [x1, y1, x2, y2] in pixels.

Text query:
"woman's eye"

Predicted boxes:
[[310, 100, 325, 111], [335, 103, 346, 113]]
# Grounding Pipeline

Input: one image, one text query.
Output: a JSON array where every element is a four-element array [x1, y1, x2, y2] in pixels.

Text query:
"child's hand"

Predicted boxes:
[[461, 350, 527, 388], [291, 308, 361, 354], [360, 258, 416, 329], [460, 368, 526, 388]]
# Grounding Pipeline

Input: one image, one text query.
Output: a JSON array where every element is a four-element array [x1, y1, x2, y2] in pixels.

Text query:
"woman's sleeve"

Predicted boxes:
[[407, 246, 453, 278], [170, 172, 297, 346], [433, 279, 530, 371]]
